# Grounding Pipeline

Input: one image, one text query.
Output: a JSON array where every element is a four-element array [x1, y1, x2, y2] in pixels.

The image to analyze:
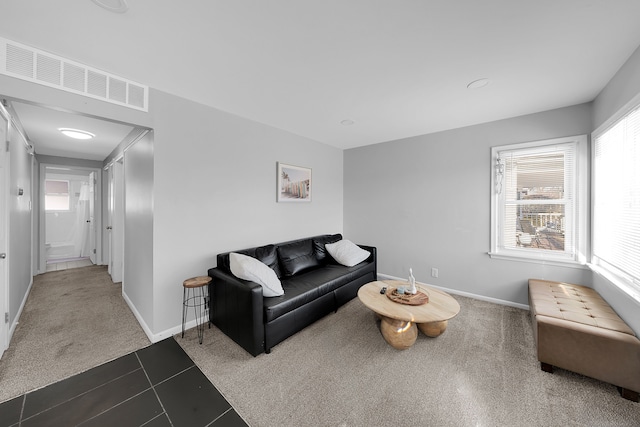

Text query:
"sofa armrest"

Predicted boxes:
[[208, 267, 265, 356], [358, 245, 377, 277]]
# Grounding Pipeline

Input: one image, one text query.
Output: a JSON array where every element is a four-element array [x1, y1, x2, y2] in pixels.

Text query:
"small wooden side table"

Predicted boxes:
[[182, 276, 212, 344]]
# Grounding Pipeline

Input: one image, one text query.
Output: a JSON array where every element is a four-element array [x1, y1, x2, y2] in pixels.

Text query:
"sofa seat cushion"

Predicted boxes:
[[264, 262, 375, 322], [529, 279, 635, 336]]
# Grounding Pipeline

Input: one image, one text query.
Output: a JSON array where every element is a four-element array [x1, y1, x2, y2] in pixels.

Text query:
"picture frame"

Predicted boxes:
[[277, 162, 311, 202]]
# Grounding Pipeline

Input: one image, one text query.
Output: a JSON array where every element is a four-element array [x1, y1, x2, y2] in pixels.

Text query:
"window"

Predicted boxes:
[[592, 102, 640, 300], [490, 135, 587, 265], [45, 179, 70, 211]]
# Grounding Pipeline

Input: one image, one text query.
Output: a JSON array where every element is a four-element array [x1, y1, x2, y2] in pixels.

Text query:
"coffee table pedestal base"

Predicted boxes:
[[379, 317, 449, 350], [380, 316, 417, 350], [418, 320, 448, 337]]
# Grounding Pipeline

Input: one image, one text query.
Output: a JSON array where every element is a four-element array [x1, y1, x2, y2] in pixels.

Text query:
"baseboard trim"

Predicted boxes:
[[377, 273, 530, 311], [1, 277, 34, 358], [7, 277, 34, 350], [122, 290, 201, 343]]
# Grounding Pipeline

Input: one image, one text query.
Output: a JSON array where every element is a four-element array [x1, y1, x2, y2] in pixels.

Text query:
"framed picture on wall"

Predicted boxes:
[[277, 162, 311, 202]]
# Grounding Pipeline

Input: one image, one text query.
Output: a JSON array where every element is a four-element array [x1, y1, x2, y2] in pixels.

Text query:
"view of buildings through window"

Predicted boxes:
[[498, 144, 575, 257]]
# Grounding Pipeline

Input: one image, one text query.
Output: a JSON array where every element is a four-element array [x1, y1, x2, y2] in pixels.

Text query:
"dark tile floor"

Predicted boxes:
[[0, 338, 249, 427]]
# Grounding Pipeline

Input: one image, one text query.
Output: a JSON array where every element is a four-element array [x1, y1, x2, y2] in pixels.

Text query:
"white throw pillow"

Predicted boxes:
[[325, 239, 370, 267], [229, 252, 284, 297]]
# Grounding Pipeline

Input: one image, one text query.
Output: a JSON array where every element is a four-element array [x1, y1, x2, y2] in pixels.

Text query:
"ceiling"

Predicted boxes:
[[9, 101, 135, 161], [2, 0, 640, 154]]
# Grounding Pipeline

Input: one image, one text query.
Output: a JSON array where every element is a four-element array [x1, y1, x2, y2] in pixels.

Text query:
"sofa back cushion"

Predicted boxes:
[[277, 239, 320, 277], [313, 234, 342, 264]]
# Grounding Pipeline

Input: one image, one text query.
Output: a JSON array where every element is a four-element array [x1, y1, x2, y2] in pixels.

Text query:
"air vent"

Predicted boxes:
[[0, 37, 148, 112]]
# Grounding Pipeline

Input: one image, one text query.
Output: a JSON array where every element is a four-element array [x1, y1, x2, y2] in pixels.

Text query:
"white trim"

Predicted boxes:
[[377, 273, 530, 310], [122, 290, 155, 342], [122, 290, 201, 343], [0, 105, 9, 357], [487, 252, 588, 270], [38, 163, 103, 274], [7, 277, 34, 347], [490, 135, 588, 264], [588, 263, 640, 303]]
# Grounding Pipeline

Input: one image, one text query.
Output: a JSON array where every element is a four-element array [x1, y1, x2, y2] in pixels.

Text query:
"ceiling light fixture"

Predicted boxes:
[[467, 78, 490, 89], [59, 128, 96, 140], [91, 0, 129, 13], [340, 119, 355, 126]]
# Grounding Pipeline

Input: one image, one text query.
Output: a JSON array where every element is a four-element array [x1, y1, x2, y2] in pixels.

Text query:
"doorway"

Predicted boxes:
[[40, 164, 101, 272]]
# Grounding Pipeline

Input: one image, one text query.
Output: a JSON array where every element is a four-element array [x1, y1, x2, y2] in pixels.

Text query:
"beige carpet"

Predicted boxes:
[[0, 265, 150, 403], [178, 294, 640, 427]]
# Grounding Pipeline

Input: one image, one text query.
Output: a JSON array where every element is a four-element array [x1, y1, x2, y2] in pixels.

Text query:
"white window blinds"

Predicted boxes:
[[499, 144, 575, 254], [592, 104, 640, 295]]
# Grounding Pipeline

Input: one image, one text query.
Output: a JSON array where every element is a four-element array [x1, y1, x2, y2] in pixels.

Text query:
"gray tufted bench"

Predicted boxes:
[[528, 279, 640, 401]]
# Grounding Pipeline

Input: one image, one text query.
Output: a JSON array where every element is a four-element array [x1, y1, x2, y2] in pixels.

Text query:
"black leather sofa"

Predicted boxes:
[[207, 234, 377, 356]]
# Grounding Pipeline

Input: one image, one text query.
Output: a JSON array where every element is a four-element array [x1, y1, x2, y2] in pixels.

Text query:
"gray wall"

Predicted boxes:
[[148, 89, 344, 337], [0, 75, 345, 342], [344, 103, 594, 307], [7, 120, 33, 330], [590, 44, 640, 334], [123, 131, 154, 335], [593, 44, 640, 131]]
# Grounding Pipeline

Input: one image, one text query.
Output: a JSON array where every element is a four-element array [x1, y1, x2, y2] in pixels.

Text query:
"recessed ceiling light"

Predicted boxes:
[[58, 128, 95, 140], [467, 78, 490, 89], [340, 119, 355, 126], [91, 0, 129, 13]]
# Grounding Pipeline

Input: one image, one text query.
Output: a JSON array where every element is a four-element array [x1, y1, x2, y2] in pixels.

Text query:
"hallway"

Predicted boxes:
[[45, 257, 93, 272]]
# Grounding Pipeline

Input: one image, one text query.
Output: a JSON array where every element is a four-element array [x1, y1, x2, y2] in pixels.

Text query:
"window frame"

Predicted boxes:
[[44, 179, 71, 212], [489, 135, 588, 267], [590, 94, 640, 302]]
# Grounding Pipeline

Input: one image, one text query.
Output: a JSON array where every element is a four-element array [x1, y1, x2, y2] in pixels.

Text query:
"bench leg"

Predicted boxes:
[[618, 387, 639, 402], [540, 362, 554, 373]]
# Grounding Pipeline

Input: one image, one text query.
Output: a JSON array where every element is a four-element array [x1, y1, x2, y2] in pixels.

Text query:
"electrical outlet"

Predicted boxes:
[[431, 268, 439, 278]]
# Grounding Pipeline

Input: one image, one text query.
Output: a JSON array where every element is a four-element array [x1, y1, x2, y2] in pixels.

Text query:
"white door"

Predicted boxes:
[[0, 110, 9, 356], [111, 160, 124, 283], [88, 171, 96, 264], [106, 164, 114, 277]]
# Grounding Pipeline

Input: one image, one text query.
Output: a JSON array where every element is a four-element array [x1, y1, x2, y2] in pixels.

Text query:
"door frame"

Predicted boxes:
[[38, 163, 103, 273], [0, 105, 9, 356], [106, 158, 124, 283]]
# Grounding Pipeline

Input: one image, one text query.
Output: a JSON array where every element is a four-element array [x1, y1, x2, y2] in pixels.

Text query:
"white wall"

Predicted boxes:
[[344, 103, 594, 307], [590, 44, 640, 334], [149, 89, 344, 338]]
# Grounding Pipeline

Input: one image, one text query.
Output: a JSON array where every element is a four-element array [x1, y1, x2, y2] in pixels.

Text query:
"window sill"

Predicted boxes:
[[588, 263, 640, 303], [487, 252, 588, 269]]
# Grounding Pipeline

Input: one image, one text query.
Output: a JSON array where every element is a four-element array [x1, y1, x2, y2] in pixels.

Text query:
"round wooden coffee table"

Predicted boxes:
[[357, 280, 460, 350]]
